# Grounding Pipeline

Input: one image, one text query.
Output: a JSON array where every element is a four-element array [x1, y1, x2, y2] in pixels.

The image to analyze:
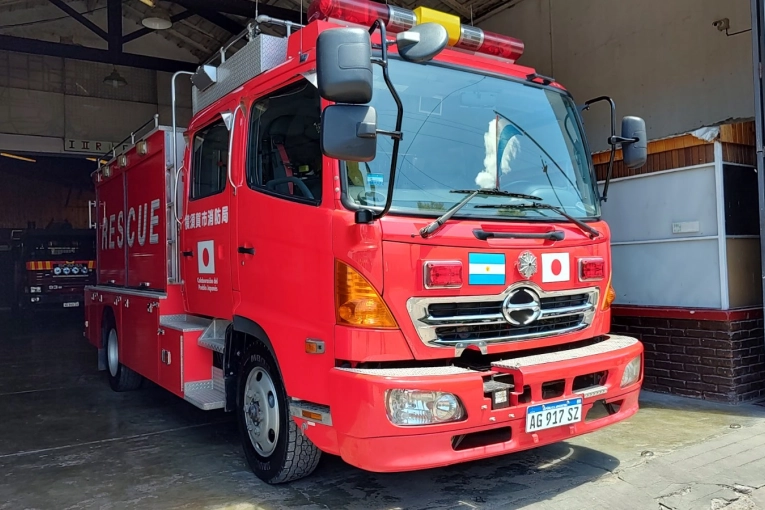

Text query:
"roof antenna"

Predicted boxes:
[[470, 6, 474, 26], [300, 0, 304, 54]]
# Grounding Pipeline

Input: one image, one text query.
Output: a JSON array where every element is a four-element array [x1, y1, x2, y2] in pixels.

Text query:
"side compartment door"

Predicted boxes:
[[181, 114, 233, 318]]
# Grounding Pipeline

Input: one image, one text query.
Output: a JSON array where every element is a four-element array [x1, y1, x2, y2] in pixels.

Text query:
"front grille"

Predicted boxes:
[[428, 301, 503, 319], [435, 315, 584, 343], [407, 286, 598, 349]]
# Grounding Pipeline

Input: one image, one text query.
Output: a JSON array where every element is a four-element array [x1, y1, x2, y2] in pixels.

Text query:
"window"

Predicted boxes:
[[191, 118, 229, 200], [341, 60, 599, 221], [247, 80, 323, 204]]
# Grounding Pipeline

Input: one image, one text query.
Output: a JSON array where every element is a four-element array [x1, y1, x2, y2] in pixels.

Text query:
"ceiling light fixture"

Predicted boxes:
[[1, 152, 36, 163], [103, 67, 127, 88], [138, 0, 156, 6], [142, 6, 173, 30]]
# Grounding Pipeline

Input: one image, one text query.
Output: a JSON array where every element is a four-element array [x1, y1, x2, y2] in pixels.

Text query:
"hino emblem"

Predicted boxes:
[[517, 251, 537, 279], [502, 287, 543, 326]]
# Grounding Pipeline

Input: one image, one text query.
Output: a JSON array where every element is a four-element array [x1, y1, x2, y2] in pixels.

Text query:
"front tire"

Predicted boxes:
[[237, 343, 321, 484], [104, 320, 143, 392]]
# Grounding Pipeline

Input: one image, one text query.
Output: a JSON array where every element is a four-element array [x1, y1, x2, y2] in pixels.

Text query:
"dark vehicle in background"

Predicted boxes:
[[12, 229, 96, 313]]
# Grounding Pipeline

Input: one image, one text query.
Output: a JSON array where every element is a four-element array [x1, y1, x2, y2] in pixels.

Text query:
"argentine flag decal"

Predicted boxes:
[[468, 253, 506, 285]]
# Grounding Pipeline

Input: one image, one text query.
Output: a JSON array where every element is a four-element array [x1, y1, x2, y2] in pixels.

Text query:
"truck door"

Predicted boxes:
[[233, 79, 336, 405], [181, 114, 233, 318]]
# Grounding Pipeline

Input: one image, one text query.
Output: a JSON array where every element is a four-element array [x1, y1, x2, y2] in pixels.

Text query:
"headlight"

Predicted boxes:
[[621, 356, 642, 388], [385, 389, 465, 426], [72, 266, 80, 274], [63, 267, 71, 275], [54, 267, 62, 275], [81, 267, 88, 275]]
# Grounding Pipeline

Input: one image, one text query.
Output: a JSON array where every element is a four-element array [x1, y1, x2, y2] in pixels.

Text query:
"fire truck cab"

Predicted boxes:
[[85, 0, 648, 485]]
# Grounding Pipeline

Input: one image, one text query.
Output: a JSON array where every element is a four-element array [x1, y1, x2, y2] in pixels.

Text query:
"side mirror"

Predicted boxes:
[[621, 116, 647, 169], [321, 105, 377, 162], [316, 28, 373, 104], [396, 23, 449, 63]]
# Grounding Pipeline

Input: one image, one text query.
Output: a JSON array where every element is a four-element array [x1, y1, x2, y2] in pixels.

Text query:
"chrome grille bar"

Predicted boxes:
[[406, 283, 599, 353]]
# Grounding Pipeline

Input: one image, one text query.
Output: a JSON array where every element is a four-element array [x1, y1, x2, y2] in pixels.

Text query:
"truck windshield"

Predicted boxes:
[[342, 59, 600, 220]]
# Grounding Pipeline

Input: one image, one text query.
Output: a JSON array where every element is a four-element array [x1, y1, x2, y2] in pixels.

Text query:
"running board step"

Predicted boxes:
[[160, 314, 211, 332], [184, 386, 225, 410], [198, 319, 230, 353], [184, 370, 225, 410]]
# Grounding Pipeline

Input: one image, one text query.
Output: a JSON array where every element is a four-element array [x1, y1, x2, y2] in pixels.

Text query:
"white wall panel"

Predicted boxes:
[[64, 95, 157, 142], [0, 87, 64, 137], [596, 164, 724, 308], [600, 165, 718, 243], [611, 239, 722, 308]]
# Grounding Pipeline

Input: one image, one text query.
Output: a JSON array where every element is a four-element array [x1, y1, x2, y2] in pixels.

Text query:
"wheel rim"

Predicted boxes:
[[243, 367, 280, 457], [107, 328, 119, 377]]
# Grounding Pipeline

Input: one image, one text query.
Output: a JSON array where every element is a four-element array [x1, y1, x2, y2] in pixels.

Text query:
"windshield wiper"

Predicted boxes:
[[475, 202, 601, 239], [419, 189, 543, 238]]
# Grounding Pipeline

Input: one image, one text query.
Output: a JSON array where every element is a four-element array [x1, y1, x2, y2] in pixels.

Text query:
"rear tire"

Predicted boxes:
[[104, 318, 143, 392], [237, 342, 321, 484]]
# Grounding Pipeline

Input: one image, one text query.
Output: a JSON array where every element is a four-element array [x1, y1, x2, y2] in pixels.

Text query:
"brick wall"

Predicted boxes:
[[611, 308, 765, 403]]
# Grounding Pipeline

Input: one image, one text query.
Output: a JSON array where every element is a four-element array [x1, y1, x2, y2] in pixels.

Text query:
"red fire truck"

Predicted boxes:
[[14, 228, 96, 313], [85, 0, 648, 484]]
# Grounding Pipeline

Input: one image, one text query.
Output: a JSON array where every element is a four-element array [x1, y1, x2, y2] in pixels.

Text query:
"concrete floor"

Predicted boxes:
[[2, 313, 765, 510]]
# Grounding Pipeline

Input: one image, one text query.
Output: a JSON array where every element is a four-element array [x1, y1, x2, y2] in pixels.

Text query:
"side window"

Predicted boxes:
[[191, 119, 229, 200], [247, 80, 322, 204]]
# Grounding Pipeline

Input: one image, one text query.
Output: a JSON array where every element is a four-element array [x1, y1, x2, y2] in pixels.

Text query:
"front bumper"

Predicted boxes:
[[21, 292, 83, 309], [308, 334, 643, 472]]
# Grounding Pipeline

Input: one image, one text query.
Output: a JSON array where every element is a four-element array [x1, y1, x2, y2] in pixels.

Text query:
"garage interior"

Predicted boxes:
[[2, 0, 765, 508]]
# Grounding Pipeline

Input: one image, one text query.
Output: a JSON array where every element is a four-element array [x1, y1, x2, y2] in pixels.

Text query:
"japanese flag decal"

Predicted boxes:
[[542, 253, 570, 283], [198, 240, 215, 274]]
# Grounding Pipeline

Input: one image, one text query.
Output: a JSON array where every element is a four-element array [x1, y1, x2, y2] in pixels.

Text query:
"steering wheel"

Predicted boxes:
[[357, 190, 386, 206], [266, 177, 314, 200]]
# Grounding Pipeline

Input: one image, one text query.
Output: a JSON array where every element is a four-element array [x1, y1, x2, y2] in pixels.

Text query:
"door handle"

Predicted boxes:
[[182, 250, 193, 257], [238, 246, 255, 255]]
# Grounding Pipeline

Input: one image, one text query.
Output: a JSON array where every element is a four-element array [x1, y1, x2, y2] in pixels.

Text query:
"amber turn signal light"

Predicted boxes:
[[335, 260, 398, 329], [602, 278, 616, 310]]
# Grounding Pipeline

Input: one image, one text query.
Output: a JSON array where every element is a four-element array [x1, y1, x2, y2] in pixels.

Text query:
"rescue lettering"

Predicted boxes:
[[149, 199, 160, 245], [117, 211, 124, 248], [137, 204, 147, 246], [108, 214, 116, 249], [101, 199, 161, 250], [127, 208, 136, 247]]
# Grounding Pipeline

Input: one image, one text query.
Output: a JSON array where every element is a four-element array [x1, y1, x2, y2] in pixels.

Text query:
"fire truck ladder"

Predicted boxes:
[[160, 315, 230, 410]]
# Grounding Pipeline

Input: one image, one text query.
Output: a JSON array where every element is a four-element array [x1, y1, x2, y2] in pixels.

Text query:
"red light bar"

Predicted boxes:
[[308, 0, 524, 62], [308, 0, 416, 33], [424, 261, 463, 289], [461, 28, 524, 62]]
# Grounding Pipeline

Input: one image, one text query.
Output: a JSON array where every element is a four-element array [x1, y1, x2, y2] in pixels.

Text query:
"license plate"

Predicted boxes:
[[526, 398, 582, 432], [63, 302, 80, 308]]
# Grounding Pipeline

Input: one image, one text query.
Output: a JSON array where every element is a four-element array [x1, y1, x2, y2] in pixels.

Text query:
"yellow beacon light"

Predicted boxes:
[[413, 6, 461, 46]]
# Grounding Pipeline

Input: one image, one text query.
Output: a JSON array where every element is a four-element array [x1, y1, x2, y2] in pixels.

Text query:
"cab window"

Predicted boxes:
[[247, 80, 322, 204], [191, 118, 229, 200]]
